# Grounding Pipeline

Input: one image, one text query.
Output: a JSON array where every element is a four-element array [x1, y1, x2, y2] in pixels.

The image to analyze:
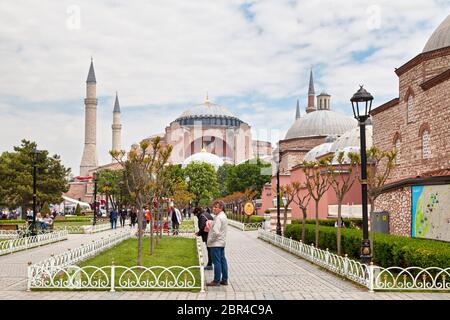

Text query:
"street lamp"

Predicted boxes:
[[93, 172, 98, 226], [350, 85, 373, 264], [31, 148, 43, 236]]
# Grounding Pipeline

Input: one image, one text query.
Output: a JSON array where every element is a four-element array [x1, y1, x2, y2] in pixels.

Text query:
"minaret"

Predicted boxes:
[[306, 68, 316, 113], [295, 99, 301, 120], [80, 58, 99, 176], [111, 91, 122, 161]]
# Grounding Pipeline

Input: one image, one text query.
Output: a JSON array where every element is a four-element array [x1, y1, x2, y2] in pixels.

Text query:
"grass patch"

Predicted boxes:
[[72, 237, 201, 291]]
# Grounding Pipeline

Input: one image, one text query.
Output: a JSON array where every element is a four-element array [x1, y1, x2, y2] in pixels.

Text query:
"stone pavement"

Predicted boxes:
[[0, 226, 449, 300]]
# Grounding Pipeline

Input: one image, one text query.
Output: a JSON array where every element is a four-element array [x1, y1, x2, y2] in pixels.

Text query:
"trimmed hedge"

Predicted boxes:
[[250, 216, 265, 223], [53, 219, 93, 223], [292, 218, 362, 229], [225, 212, 264, 224], [284, 224, 450, 269], [0, 220, 26, 224]]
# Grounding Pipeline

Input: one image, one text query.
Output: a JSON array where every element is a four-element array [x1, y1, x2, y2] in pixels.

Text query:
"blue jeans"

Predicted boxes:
[[111, 219, 117, 229], [210, 247, 228, 282]]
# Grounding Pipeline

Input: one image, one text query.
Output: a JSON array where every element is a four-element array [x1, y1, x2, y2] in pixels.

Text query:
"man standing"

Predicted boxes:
[[169, 203, 182, 235], [110, 208, 117, 229], [206, 200, 228, 286], [194, 207, 213, 270], [119, 205, 127, 227]]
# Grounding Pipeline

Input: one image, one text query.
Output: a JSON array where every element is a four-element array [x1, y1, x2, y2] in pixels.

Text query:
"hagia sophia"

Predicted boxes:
[[65, 14, 449, 242]]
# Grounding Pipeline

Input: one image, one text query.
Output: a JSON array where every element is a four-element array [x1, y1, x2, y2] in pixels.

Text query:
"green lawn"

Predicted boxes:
[[74, 237, 201, 291]]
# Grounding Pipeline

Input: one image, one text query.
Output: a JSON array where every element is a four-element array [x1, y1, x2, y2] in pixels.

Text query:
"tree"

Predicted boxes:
[[291, 181, 311, 243], [0, 139, 70, 217], [41, 202, 51, 217], [96, 169, 123, 211], [354, 146, 397, 255], [217, 163, 234, 196], [111, 136, 173, 264], [303, 156, 332, 247], [278, 184, 298, 235], [75, 203, 81, 216], [225, 159, 271, 198], [184, 162, 218, 206], [328, 151, 359, 256]]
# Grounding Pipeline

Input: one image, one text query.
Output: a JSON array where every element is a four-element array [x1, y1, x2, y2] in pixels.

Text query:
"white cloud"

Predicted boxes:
[[0, 0, 448, 174]]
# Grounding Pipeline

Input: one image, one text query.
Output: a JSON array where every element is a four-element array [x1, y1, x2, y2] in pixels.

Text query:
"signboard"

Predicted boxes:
[[411, 185, 450, 241], [244, 202, 254, 216], [371, 211, 389, 234]]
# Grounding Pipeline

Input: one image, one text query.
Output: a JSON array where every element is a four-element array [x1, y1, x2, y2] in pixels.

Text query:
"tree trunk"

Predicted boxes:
[[283, 207, 288, 235], [150, 208, 155, 255], [105, 191, 109, 213], [136, 202, 143, 266], [369, 198, 375, 258], [337, 199, 342, 256], [301, 207, 307, 243], [315, 200, 319, 247]]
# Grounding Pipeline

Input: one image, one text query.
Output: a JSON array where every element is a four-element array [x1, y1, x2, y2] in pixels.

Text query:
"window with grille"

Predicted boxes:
[[422, 130, 430, 159], [407, 95, 414, 123]]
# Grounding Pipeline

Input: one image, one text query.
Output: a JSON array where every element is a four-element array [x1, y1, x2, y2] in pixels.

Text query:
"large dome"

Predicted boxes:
[[175, 99, 244, 127], [423, 14, 450, 53], [285, 110, 357, 140], [182, 149, 224, 170], [303, 142, 334, 162]]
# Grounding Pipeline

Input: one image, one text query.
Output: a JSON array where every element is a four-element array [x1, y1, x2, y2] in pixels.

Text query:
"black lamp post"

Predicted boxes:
[[31, 148, 43, 236], [350, 85, 374, 264], [276, 148, 282, 236], [93, 172, 98, 226]]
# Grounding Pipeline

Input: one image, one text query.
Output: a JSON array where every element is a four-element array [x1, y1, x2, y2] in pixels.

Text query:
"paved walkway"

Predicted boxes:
[[0, 226, 449, 300]]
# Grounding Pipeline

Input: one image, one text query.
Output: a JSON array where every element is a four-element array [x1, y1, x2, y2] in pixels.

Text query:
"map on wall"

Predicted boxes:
[[411, 185, 450, 242]]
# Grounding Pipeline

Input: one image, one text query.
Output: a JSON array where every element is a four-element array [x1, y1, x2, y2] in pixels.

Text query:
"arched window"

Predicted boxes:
[[422, 130, 430, 159], [395, 139, 401, 164], [407, 93, 414, 123]]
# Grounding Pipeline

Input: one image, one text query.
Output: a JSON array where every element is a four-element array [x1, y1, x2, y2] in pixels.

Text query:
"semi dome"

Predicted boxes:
[[182, 149, 224, 170], [304, 142, 334, 162], [285, 110, 357, 140], [175, 99, 244, 127], [329, 124, 373, 154], [423, 14, 450, 53]]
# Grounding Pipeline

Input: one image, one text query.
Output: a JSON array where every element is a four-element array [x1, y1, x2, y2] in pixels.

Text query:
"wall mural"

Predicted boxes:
[[411, 185, 450, 242]]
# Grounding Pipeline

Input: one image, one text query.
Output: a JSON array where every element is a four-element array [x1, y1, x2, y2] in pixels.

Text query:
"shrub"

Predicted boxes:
[[0, 220, 26, 224], [250, 216, 265, 223], [75, 204, 81, 216], [264, 209, 271, 214], [291, 218, 362, 229], [284, 223, 450, 269]]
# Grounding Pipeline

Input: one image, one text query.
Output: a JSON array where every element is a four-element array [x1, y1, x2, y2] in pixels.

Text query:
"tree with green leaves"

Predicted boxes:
[[75, 203, 81, 216], [96, 169, 124, 211], [217, 163, 234, 196], [111, 136, 173, 264], [0, 139, 70, 218], [328, 151, 360, 256], [184, 162, 218, 206], [225, 159, 271, 198], [303, 156, 332, 248]]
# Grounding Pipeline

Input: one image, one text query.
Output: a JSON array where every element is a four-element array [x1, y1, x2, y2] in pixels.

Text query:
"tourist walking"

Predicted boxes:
[[119, 205, 127, 227], [144, 206, 151, 231], [110, 208, 117, 229], [194, 207, 213, 270], [206, 200, 229, 286], [169, 203, 182, 235], [130, 206, 137, 228]]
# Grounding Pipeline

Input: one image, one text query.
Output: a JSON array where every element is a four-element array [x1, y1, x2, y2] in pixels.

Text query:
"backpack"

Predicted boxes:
[[204, 219, 213, 233]]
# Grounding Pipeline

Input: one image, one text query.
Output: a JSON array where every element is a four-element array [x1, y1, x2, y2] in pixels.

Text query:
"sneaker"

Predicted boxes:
[[206, 281, 220, 287], [204, 265, 213, 270], [220, 280, 228, 285]]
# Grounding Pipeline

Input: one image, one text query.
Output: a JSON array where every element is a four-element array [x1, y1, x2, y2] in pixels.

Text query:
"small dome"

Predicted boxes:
[[329, 125, 373, 154], [285, 110, 357, 139], [303, 142, 334, 162], [423, 14, 450, 53], [331, 146, 361, 165], [182, 149, 224, 170]]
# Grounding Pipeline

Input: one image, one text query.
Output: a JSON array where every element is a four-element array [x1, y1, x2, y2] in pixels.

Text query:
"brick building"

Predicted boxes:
[[371, 14, 450, 241]]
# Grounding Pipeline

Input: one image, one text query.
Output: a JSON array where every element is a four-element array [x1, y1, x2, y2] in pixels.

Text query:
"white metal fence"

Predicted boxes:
[[27, 228, 205, 292], [0, 230, 21, 239], [228, 219, 263, 231], [258, 229, 450, 292], [0, 231, 68, 256]]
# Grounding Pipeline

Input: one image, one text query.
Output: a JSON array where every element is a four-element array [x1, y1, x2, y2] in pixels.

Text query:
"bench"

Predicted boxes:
[[0, 224, 19, 231]]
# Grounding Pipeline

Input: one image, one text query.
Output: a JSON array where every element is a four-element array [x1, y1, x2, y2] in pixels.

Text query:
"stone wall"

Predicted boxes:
[[374, 187, 412, 237]]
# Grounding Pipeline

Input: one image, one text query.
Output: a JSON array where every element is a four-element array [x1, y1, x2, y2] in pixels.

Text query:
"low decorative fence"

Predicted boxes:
[[258, 229, 450, 292], [0, 230, 21, 239], [53, 223, 113, 234], [0, 231, 68, 256], [228, 219, 263, 231], [27, 229, 206, 292]]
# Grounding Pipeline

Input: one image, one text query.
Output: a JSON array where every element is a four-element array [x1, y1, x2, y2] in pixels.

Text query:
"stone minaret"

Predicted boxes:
[[111, 92, 122, 161], [80, 59, 99, 176], [306, 69, 316, 114], [295, 99, 301, 119]]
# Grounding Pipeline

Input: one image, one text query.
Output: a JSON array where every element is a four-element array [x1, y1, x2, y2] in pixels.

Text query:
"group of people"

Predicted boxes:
[[194, 200, 229, 287]]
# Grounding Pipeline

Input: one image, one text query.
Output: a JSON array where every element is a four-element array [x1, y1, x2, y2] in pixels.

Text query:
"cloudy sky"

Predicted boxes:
[[0, 0, 449, 175]]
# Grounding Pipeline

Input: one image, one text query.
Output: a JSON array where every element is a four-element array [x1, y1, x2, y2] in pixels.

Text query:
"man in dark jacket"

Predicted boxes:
[[119, 206, 127, 227], [110, 209, 117, 229], [194, 207, 213, 270]]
